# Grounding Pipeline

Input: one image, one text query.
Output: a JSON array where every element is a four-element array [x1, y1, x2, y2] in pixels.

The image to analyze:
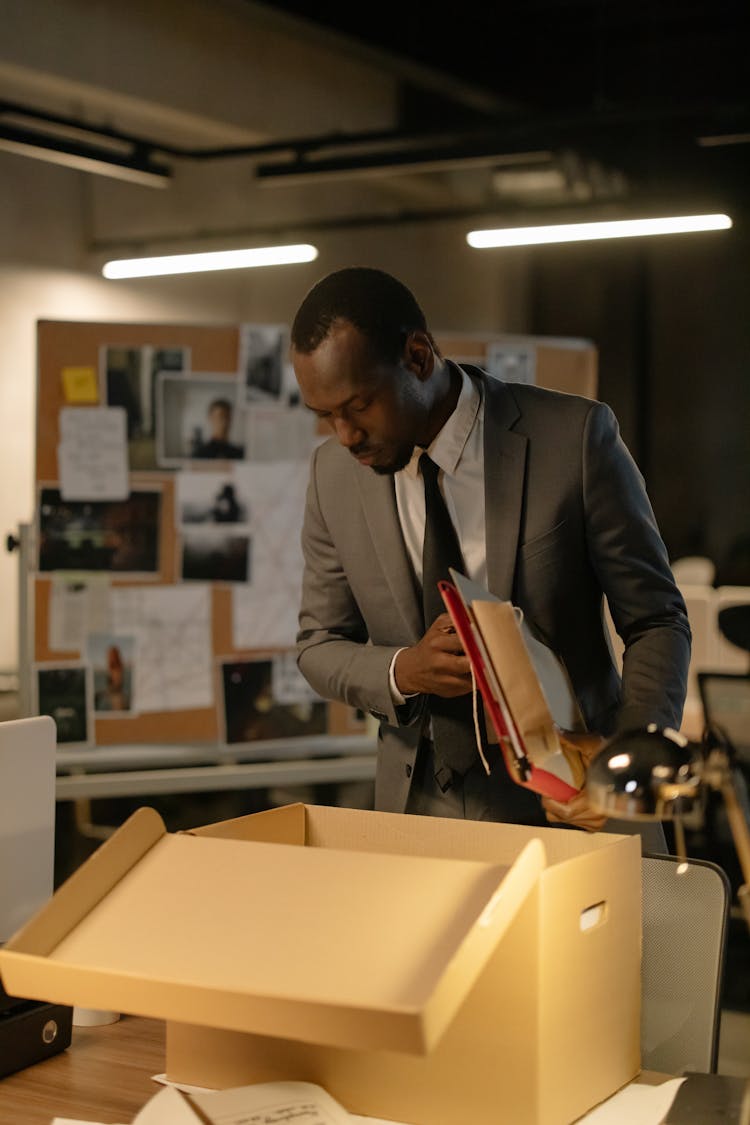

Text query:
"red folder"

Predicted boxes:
[[439, 578, 579, 802]]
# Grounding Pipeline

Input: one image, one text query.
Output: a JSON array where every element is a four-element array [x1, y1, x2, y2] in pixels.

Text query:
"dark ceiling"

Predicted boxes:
[[252, 0, 749, 211]]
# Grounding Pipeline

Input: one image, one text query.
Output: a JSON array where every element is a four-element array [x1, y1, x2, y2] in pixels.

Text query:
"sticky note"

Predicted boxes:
[[61, 366, 99, 404]]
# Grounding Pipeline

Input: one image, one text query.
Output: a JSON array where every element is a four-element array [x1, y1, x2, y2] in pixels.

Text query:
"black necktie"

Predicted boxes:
[[420, 453, 478, 779]]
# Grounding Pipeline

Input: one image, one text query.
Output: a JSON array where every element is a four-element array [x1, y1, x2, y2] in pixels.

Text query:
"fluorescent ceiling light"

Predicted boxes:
[[467, 213, 732, 248], [103, 243, 319, 279]]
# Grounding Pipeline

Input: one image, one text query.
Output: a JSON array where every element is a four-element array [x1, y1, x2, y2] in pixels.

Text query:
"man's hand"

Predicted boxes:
[[541, 730, 608, 833], [394, 613, 472, 698]]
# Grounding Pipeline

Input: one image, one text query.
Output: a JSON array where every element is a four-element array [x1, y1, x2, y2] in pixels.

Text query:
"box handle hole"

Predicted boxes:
[[580, 901, 607, 932]]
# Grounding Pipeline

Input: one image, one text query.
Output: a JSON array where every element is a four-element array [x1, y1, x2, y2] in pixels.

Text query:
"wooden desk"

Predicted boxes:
[[0, 1015, 688, 1125], [0, 1016, 164, 1125]]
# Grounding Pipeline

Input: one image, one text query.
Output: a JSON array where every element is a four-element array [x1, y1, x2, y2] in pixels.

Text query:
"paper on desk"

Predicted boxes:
[[58, 406, 129, 501], [190, 1080, 353, 1124], [574, 1076, 685, 1124]]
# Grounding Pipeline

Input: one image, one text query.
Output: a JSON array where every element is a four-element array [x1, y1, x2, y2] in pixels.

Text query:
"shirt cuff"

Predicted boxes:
[[389, 648, 419, 706]]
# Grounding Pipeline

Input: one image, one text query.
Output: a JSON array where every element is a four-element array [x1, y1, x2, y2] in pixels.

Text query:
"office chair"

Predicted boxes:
[[641, 852, 730, 1075]]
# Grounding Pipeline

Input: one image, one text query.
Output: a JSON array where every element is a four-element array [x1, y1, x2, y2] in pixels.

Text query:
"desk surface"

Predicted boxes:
[[0, 1015, 685, 1125], [0, 1015, 164, 1125]]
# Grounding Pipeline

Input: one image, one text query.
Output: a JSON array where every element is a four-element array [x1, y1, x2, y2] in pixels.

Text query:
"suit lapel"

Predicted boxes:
[[355, 466, 424, 641], [476, 371, 528, 601]]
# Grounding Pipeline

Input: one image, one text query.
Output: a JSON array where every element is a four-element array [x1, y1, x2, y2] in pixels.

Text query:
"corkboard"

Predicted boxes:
[[34, 319, 362, 748], [33, 320, 596, 749]]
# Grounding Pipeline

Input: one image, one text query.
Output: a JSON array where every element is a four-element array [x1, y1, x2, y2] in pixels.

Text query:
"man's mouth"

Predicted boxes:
[[352, 447, 378, 465]]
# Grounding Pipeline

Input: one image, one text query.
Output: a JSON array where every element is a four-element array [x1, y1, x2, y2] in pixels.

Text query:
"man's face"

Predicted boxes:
[[208, 403, 231, 441], [292, 321, 431, 475]]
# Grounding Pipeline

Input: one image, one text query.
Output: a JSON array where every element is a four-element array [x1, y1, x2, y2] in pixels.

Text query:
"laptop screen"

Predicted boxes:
[[0, 715, 56, 943]]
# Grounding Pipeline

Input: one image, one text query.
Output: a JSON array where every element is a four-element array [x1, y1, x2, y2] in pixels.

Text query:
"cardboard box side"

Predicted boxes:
[[301, 803, 619, 865], [420, 837, 545, 1051], [166, 885, 544, 1125], [537, 837, 642, 1124], [186, 802, 306, 844], [0, 806, 164, 961]]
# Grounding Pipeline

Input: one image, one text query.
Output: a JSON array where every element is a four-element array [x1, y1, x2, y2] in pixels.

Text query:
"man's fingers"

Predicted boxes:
[[541, 790, 607, 833]]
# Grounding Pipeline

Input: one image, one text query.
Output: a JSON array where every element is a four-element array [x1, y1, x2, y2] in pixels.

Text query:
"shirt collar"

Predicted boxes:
[[402, 362, 481, 479]]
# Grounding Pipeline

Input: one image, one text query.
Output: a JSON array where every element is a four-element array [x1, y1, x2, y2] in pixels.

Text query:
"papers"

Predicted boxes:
[[58, 407, 129, 500], [191, 1081, 353, 1124], [109, 586, 213, 712], [575, 1077, 686, 1123], [51, 1074, 687, 1125], [441, 570, 585, 800], [49, 577, 111, 652], [232, 461, 308, 648]]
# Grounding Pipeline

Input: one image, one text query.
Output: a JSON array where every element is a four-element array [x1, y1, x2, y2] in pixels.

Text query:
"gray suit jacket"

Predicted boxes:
[[297, 368, 691, 813]]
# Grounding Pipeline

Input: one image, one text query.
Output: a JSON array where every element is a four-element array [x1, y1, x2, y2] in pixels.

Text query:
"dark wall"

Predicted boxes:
[[528, 224, 750, 578]]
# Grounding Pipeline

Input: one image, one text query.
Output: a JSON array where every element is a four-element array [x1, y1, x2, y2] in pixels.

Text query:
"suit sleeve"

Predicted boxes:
[[296, 447, 422, 727], [582, 401, 691, 732]]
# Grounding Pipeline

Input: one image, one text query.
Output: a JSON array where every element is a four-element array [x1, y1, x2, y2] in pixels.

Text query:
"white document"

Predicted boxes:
[[232, 461, 308, 649], [58, 406, 129, 500], [244, 404, 318, 461], [109, 585, 213, 712], [49, 576, 111, 652], [134, 1085, 205, 1124], [576, 1076, 685, 1123], [190, 1081, 353, 1124]]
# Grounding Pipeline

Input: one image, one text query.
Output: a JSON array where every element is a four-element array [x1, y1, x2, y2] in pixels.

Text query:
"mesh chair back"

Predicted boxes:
[[641, 853, 730, 1074]]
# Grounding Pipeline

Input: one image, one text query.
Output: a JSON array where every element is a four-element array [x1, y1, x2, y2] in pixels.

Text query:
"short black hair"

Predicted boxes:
[[208, 398, 232, 414], [291, 266, 439, 364]]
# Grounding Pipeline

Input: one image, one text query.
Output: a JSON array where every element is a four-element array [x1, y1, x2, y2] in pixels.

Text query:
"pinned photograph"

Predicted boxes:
[[87, 633, 136, 714], [157, 374, 245, 465], [102, 344, 189, 470], [176, 470, 250, 528], [38, 488, 161, 574], [239, 324, 288, 403], [35, 664, 91, 746], [220, 657, 327, 745], [181, 531, 250, 583]]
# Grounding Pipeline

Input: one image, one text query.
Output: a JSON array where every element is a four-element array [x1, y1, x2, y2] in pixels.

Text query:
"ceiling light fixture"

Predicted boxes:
[[466, 213, 732, 248], [102, 243, 319, 279]]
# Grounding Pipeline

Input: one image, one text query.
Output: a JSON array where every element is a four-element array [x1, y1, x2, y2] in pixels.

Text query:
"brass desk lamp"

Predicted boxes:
[[587, 724, 750, 934]]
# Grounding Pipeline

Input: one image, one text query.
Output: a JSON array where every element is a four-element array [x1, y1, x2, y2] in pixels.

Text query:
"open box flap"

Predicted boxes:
[[0, 809, 546, 1055]]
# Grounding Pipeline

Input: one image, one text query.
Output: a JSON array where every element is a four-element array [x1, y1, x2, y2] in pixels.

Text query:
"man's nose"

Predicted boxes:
[[333, 416, 364, 448]]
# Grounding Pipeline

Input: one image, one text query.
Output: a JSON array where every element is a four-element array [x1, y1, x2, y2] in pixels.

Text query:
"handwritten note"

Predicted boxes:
[[189, 1081, 353, 1124], [58, 407, 129, 500]]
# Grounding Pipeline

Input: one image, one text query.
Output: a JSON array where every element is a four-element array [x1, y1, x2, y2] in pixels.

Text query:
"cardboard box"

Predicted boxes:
[[0, 804, 641, 1125]]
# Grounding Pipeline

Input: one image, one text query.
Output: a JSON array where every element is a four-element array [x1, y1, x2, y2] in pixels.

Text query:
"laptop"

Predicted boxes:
[[0, 715, 56, 944]]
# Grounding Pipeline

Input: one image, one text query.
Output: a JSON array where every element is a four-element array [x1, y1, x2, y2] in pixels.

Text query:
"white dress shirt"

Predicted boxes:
[[389, 365, 486, 704]]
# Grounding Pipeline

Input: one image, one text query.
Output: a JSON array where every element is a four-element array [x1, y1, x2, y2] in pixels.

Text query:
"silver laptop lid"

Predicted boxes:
[[0, 715, 56, 941]]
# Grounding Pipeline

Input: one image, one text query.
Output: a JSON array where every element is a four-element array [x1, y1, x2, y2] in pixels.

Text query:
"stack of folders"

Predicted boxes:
[[439, 569, 587, 802]]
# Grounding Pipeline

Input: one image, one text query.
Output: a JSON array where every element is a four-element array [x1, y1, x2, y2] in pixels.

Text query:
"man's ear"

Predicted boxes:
[[403, 331, 435, 381]]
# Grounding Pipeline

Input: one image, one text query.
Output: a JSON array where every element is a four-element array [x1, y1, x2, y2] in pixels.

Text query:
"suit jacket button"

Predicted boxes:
[[405, 764, 412, 778]]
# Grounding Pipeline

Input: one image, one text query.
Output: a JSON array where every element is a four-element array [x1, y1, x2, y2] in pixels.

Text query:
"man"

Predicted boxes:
[[194, 398, 244, 460], [292, 267, 690, 838]]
